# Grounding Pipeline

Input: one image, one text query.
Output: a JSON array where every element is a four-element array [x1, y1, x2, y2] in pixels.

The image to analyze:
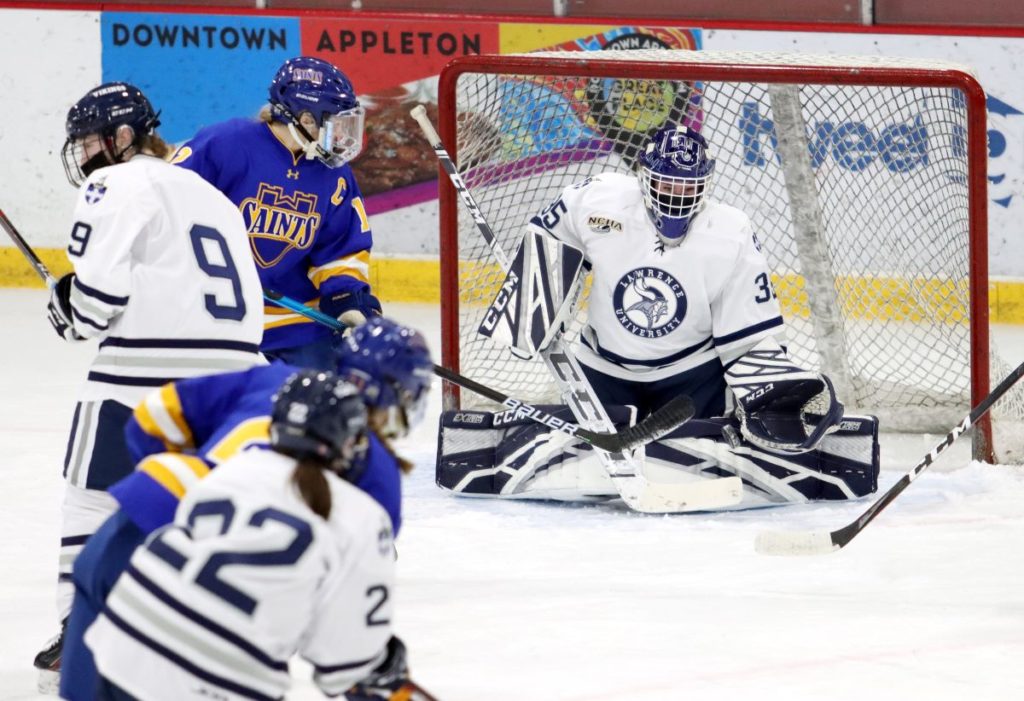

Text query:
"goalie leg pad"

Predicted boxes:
[[649, 414, 879, 506], [436, 405, 637, 501]]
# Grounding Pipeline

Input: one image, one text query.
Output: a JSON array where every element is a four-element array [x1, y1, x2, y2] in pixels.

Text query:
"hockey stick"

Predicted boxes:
[[409, 105, 743, 513], [264, 289, 695, 453], [756, 358, 1024, 556], [0, 208, 56, 287]]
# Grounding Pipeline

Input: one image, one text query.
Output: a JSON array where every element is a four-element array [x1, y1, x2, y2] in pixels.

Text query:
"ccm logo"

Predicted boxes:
[[746, 383, 774, 401], [480, 271, 519, 333]]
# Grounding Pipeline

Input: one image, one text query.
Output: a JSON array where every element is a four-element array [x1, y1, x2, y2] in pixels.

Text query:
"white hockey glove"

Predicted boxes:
[[46, 274, 85, 343], [724, 338, 843, 454]]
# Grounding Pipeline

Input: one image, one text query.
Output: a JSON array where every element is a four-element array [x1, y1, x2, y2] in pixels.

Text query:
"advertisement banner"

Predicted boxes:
[[102, 12, 299, 143]]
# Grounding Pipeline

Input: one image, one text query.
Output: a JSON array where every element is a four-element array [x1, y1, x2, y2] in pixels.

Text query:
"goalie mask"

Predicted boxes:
[[337, 317, 434, 439], [269, 56, 365, 168], [637, 124, 715, 245], [61, 82, 161, 187]]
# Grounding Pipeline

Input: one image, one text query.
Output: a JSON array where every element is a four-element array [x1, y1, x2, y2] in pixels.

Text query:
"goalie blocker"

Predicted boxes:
[[478, 230, 586, 356], [437, 404, 879, 508]]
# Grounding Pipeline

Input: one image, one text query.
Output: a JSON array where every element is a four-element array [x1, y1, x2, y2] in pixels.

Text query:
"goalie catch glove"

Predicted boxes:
[[46, 273, 85, 342], [724, 337, 843, 454], [345, 636, 436, 701]]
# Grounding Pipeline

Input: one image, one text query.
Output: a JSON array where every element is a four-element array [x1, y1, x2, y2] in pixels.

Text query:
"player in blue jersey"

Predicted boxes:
[[172, 56, 382, 368], [59, 318, 432, 700]]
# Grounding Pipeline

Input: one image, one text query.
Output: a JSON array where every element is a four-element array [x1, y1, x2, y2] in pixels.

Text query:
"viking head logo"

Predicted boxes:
[[625, 279, 669, 329]]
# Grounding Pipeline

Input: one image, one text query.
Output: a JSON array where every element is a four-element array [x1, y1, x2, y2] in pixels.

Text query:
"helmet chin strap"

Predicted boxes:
[[286, 122, 324, 161]]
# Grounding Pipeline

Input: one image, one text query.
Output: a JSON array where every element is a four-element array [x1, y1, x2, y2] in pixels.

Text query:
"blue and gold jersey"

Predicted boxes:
[[111, 362, 402, 536], [172, 119, 373, 351]]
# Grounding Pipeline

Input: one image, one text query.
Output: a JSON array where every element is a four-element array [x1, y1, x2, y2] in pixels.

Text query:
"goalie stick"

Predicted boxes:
[[409, 105, 743, 513], [264, 289, 695, 454], [0, 208, 56, 286], [756, 358, 1024, 556]]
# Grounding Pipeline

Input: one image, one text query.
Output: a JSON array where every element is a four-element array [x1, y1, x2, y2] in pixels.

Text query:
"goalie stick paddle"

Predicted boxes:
[[264, 290, 696, 453], [756, 358, 1024, 556], [408, 107, 744, 513], [0, 208, 56, 286]]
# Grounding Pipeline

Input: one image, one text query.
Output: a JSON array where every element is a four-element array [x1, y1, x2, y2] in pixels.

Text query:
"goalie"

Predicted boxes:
[[437, 124, 879, 508]]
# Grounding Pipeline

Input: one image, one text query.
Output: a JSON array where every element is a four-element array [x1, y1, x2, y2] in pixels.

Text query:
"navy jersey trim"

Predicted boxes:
[[87, 372, 177, 387], [99, 337, 261, 353], [101, 604, 280, 701], [73, 277, 129, 306], [61, 534, 90, 547], [714, 316, 784, 346], [582, 333, 713, 369], [126, 564, 289, 672], [313, 654, 384, 675], [71, 307, 109, 332], [62, 403, 82, 478]]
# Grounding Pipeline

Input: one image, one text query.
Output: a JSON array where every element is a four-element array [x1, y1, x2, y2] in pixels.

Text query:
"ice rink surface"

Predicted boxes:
[[2, 288, 1024, 700]]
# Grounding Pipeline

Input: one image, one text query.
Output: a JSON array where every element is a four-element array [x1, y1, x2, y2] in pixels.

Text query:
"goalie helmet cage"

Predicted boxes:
[[436, 50, 1021, 463]]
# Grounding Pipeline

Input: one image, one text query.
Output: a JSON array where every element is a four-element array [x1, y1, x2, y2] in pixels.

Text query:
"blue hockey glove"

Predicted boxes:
[[47, 274, 85, 342], [321, 289, 383, 330]]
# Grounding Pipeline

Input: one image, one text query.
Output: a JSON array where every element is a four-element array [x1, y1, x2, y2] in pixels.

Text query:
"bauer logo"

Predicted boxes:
[[613, 267, 686, 337], [587, 216, 623, 233]]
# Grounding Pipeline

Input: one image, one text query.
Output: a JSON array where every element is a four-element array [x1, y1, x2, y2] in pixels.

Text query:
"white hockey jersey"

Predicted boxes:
[[85, 449, 396, 700], [527, 173, 785, 382], [65, 155, 264, 405]]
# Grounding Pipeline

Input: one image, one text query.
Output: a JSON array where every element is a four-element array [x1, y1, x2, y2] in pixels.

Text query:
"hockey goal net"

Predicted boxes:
[[436, 49, 1023, 462]]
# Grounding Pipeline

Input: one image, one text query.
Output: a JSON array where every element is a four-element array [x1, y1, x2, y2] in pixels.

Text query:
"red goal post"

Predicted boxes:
[[434, 50, 1013, 461]]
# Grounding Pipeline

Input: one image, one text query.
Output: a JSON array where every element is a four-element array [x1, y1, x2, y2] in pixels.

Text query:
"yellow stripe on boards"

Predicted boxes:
[[3, 248, 1024, 323]]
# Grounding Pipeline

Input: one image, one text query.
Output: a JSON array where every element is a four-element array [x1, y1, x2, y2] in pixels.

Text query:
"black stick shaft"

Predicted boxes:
[[0, 208, 55, 285], [263, 289, 689, 452], [832, 358, 1024, 548]]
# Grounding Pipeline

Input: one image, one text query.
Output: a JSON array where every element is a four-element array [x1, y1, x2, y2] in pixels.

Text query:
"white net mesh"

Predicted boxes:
[[439, 49, 1024, 461]]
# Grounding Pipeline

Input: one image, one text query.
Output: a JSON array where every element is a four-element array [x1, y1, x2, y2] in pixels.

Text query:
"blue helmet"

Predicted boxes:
[[337, 318, 434, 438], [268, 56, 364, 167], [61, 82, 161, 187], [270, 370, 369, 473], [636, 124, 715, 244]]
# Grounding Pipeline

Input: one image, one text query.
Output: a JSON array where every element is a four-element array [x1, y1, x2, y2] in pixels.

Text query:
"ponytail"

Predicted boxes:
[[291, 459, 332, 519], [141, 133, 172, 159]]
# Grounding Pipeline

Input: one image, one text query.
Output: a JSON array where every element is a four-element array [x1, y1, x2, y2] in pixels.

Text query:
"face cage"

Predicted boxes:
[[637, 167, 712, 238], [317, 107, 365, 167], [62, 132, 137, 187], [337, 430, 370, 468], [61, 137, 107, 188], [376, 383, 429, 440]]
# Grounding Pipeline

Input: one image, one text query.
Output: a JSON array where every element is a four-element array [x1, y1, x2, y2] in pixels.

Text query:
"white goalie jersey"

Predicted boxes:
[[85, 449, 396, 700], [65, 156, 264, 405], [527, 173, 785, 382]]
